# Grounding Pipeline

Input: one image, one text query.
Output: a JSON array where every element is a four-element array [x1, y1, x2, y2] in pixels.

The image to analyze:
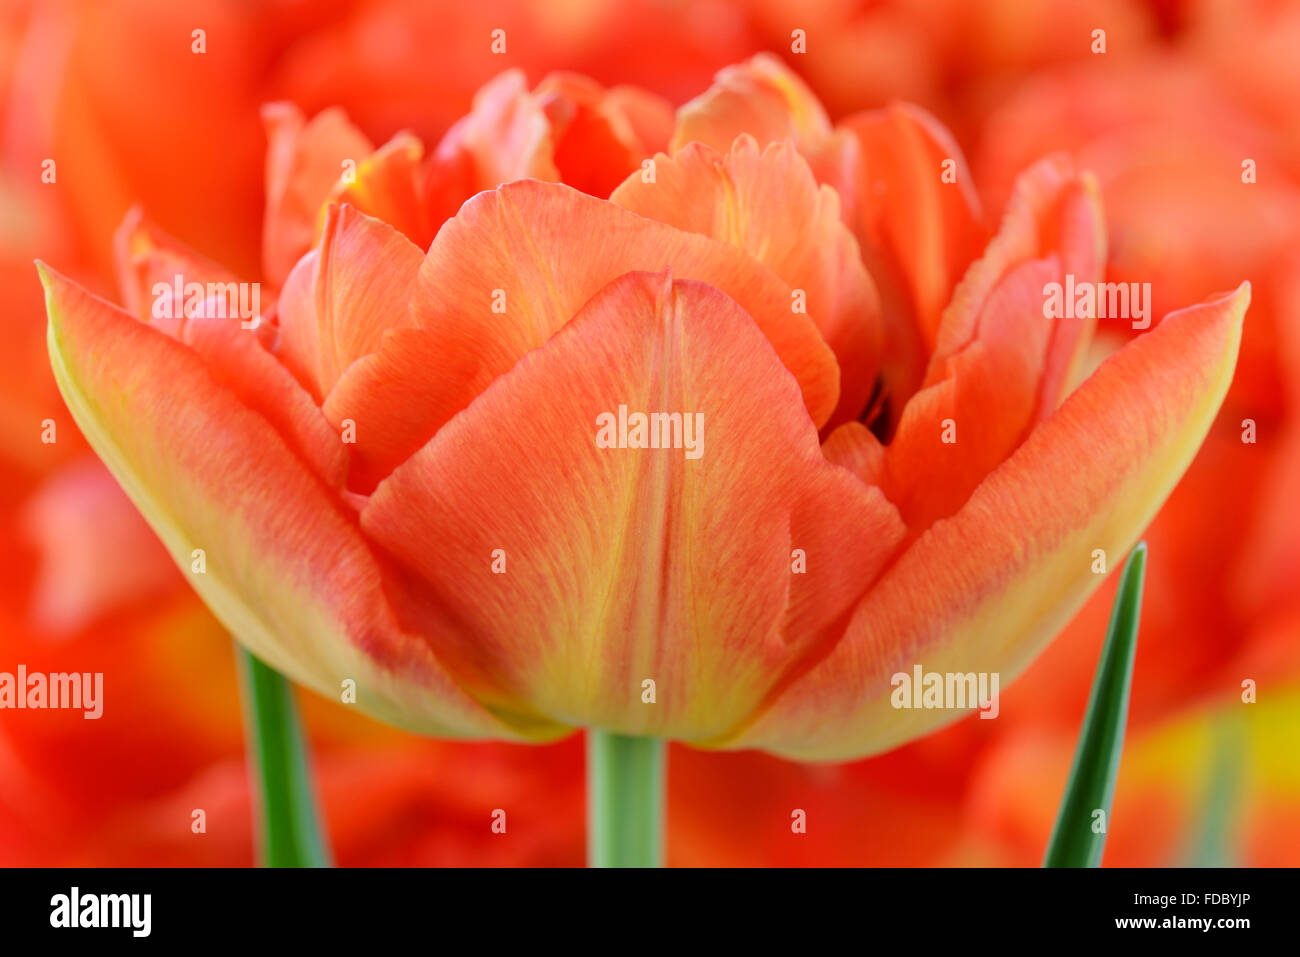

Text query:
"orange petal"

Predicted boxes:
[[275, 203, 424, 402], [928, 155, 1105, 407], [882, 257, 1058, 530], [327, 180, 840, 484], [534, 71, 675, 198], [321, 327, 480, 493], [326, 131, 431, 250], [883, 156, 1106, 530], [39, 263, 537, 741], [822, 421, 887, 488], [602, 85, 675, 156], [182, 309, 349, 489], [611, 135, 883, 425], [112, 208, 244, 334], [424, 69, 559, 206], [362, 271, 904, 739], [729, 283, 1250, 759], [671, 53, 832, 153], [834, 102, 987, 412], [261, 102, 374, 286]]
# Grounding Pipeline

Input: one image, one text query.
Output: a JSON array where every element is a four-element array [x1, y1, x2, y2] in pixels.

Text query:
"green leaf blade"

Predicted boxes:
[[1043, 541, 1147, 868]]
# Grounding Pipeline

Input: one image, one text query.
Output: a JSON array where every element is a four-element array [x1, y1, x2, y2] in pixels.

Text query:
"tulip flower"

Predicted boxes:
[[37, 50, 1249, 868]]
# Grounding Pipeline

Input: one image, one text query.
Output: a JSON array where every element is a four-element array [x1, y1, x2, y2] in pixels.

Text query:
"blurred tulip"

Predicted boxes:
[[1186, 0, 1300, 170], [738, 0, 1159, 134]]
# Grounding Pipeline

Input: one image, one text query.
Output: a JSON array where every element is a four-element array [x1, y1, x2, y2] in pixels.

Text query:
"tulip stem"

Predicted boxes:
[[236, 646, 332, 867], [587, 730, 665, 867]]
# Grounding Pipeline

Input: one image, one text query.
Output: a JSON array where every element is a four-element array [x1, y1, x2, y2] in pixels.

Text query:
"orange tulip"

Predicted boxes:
[[38, 54, 1249, 761]]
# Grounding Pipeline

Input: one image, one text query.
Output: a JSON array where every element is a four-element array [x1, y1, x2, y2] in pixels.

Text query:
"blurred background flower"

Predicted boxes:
[[1, 0, 1296, 865]]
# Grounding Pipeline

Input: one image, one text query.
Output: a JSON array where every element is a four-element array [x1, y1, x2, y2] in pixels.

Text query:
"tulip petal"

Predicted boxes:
[[361, 271, 904, 740], [424, 69, 559, 202], [611, 135, 883, 425], [883, 156, 1106, 530], [928, 155, 1105, 408], [422, 70, 560, 230], [671, 53, 831, 153], [113, 207, 244, 334], [602, 85, 675, 157], [182, 310, 349, 489], [729, 283, 1249, 760], [276, 203, 424, 402], [534, 72, 675, 198], [834, 103, 987, 415], [39, 263, 539, 741], [838, 103, 986, 345], [262, 103, 374, 286], [446, 68, 559, 185], [321, 327, 481, 493], [327, 131, 431, 250], [882, 257, 1059, 530], [327, 180, 841, 484], [821, 421, 887, 488]]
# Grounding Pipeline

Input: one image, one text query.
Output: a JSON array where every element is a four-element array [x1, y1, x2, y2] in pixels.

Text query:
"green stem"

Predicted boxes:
[[236, 646, 332, 867], [587, 730, 665, 867]]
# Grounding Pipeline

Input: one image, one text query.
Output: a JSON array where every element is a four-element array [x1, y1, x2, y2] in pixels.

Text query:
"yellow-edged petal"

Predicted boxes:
[[39, 263, 549, 741], [730, 283, 1250, 759]]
